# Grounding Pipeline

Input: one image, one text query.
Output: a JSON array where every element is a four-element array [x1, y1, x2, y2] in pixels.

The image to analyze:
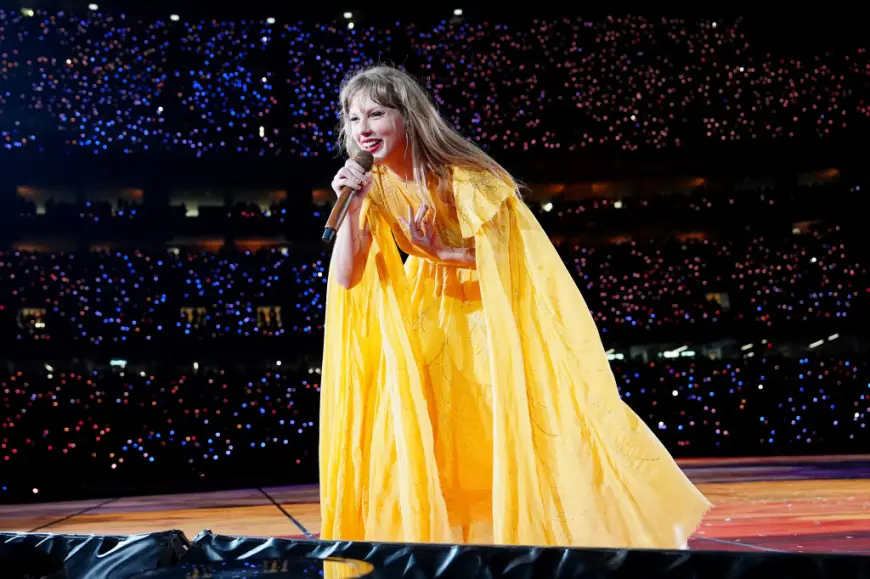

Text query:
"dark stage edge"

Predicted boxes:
[[4, 529, 870, 578]]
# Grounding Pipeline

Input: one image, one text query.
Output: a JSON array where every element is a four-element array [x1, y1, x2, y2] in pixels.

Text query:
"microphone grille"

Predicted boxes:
[[353, 150, 375, 172]]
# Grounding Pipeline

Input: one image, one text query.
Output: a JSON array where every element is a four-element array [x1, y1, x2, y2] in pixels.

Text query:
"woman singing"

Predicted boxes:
[[319, 65, 711, 548]]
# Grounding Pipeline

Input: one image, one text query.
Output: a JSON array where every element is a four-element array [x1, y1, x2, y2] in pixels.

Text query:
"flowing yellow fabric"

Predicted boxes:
[[319, 166, 712, 548]]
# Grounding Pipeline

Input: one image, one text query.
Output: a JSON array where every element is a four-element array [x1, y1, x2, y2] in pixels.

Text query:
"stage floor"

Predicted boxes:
[[3, 455, 870, 554]]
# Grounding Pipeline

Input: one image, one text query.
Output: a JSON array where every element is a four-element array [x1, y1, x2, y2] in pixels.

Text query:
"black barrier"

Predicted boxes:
[[5, 528, 870, 578], [0, 530, 189, 579], [186, 531, 870, 579]]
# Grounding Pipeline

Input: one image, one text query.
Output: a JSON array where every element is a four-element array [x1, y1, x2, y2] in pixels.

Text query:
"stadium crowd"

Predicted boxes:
[[0, 224, 864, 347], [1, 10, 868, 157], [0, 216, 865, 502], [2, 355, 867, 502]]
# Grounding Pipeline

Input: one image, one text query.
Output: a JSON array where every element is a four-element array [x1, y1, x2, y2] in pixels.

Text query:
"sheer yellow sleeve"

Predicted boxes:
[[457, 168, 711, 547], [319, 197, 453, 544], [451, 167, 516, 239], [318, 205, 382, 541]]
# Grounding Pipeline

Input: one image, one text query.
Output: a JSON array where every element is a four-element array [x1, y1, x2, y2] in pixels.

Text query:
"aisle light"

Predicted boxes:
[[664, 345, 688, 358]]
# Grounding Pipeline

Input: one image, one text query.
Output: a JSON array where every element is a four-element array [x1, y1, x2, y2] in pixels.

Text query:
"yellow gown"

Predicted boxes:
[[318, 165, 712, 548]]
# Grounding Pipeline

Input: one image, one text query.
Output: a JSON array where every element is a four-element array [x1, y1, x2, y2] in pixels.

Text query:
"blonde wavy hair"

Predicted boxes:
[[337, 65, 519, 212]]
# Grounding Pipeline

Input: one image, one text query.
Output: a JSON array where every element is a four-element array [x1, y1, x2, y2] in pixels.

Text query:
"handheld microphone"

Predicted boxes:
[[322, 151, 375, 243]]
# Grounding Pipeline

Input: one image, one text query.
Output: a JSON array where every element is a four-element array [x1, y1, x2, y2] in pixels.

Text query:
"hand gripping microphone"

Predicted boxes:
[[322, 151, 375, 243]]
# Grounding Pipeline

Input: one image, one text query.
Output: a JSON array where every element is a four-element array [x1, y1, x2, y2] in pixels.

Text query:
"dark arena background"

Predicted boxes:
[[1, 1, 869, 577]]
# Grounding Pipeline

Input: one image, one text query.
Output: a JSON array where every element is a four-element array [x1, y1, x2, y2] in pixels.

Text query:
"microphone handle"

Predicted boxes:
[[322, 185, 357, 243]]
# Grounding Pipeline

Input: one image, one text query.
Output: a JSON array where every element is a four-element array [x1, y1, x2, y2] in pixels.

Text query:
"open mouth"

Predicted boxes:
[[361, 140, 383, 153]]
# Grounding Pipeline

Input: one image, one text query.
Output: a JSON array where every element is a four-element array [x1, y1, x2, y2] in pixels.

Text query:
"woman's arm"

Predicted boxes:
[[436, 245, 476, 269], [401, 204, 476, 269], [332, 199, 372, 289]]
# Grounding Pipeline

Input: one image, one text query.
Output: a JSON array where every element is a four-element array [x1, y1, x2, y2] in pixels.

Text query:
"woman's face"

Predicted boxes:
[[347, 92, 408, 167]]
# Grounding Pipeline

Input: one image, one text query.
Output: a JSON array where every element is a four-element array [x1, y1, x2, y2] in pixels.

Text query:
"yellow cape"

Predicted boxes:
[[319, 166, 711, 548]]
